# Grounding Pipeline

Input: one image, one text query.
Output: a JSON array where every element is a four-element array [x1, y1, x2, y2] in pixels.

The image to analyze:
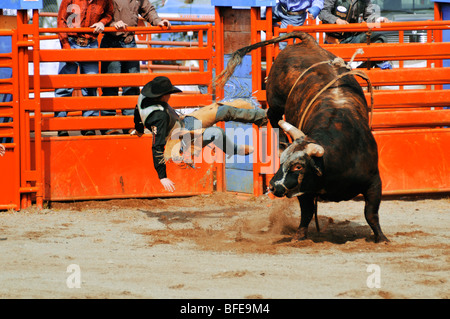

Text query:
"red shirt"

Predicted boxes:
[[58, 0, 114, 49]]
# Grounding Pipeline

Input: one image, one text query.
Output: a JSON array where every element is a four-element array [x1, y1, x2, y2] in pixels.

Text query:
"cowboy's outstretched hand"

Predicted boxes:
[[0, 144, 5, 157], [160, 178, 175, 192]]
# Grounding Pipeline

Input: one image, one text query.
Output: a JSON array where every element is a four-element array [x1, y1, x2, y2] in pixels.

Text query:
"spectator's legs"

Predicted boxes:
[[272, 3, 307, 50], [78, 40, 99, 135], [344, 32, 391, 69], [54, 61, 78, 118], [100, 37, 140, 134], [99, 35, 121, 134], [120, 39, 140, 133], [121, 39, 140, 117], [54, 60, 79, 136], [121, 59, 140, 117], [100, 60, 121, 116]]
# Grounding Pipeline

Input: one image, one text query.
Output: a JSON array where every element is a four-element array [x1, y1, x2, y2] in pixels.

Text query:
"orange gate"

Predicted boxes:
[[0, 11, 43, 210], [0, 10, 218, 210]]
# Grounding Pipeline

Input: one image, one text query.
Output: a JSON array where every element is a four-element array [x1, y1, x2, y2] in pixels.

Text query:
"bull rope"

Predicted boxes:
[[299, 68, 374, 131], [286, 50, 375, 131]]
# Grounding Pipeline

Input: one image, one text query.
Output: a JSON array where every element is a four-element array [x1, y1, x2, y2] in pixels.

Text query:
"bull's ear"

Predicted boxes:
[[309, 157, 323, 176]]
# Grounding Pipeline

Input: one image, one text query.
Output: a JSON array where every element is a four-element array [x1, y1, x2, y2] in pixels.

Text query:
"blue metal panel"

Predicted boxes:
[[223, 55, 253, 98], [0, 0, 43, 9], [223, 55, 255, 172], [224, 77, 253, 98], [212, 0, 275, 7], [224, 55, 252, 79], [439, 2, 450, 91], [225, 168, 254, 193], [157, 0, 214, 17], [0, 35, 13, 144], [225, 121, 253, 170], [222, 52, 256, 192], [0, 36, 12, 78]]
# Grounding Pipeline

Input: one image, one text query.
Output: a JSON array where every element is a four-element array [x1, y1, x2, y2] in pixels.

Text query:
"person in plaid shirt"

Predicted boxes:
[[54, 0, 114, 136]]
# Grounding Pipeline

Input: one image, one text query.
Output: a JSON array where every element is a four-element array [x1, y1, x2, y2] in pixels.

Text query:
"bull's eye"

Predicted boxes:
[[291, 164, 303, 172]]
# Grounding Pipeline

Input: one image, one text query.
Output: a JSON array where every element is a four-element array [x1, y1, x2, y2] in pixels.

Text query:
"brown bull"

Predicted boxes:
[[215, 31, 389, 243]]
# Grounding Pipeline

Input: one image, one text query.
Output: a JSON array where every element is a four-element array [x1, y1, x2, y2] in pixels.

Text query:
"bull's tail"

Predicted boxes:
[[214, 31, 317, 88]]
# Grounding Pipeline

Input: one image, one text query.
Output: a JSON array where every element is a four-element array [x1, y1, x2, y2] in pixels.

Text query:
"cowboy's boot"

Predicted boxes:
[[215, 104, 267, 127]]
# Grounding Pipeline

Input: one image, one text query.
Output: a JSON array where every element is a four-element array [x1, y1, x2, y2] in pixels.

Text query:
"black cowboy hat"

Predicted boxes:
[[141, 76, 182, 98]]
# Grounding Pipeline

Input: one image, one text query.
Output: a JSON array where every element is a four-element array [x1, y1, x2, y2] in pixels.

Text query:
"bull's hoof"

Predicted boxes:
[[291, 236, 308, 242], [374, 235, 390, 243], [291, 230, 308, 242]]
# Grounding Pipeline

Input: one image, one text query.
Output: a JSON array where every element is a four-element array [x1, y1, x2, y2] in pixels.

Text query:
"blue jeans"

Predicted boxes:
[[340, 32, 391, 69], [340, 32, 387, 44], [183, 116, 238, 155], [100, 34, 140, 117], [54, 37, 99, 118], [273, 3, 307, 50]]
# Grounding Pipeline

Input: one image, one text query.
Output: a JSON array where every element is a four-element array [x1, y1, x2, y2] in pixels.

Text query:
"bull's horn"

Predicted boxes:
[[278, 120, 305, 140], [305, 143, 325, 157]]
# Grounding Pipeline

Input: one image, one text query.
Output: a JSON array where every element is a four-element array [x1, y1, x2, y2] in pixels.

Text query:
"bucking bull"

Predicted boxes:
[[215, 31, 389, 243]]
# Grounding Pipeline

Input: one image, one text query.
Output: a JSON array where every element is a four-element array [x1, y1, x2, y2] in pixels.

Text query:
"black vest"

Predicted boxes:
[[137, 95, 180, 139]]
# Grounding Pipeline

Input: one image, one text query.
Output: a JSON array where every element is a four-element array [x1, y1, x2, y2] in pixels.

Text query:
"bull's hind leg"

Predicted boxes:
[[293, 194, 316, 241], [363, 176, 389, 243]]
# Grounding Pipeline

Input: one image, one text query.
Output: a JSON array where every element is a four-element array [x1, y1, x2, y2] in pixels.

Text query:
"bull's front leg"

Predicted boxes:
[[293, 194, 316, 241], [266, 103, 284, 129]]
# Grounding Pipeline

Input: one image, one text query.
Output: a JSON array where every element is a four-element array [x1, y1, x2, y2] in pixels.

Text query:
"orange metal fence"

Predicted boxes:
[[0, 28, 19, 210], [0, 10, 43, 210], [1, 7, 450, 210], [0, 10, 218, 210]]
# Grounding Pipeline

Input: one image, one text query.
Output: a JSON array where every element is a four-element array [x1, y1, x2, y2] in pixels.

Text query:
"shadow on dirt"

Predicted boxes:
[[270, 216, 374, 245], [140, 206, 258, 225], [140, 204, 376, 248]]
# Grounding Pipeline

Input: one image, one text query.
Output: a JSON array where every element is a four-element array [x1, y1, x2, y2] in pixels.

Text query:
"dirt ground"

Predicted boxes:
[[0, 192, 448, 299]]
